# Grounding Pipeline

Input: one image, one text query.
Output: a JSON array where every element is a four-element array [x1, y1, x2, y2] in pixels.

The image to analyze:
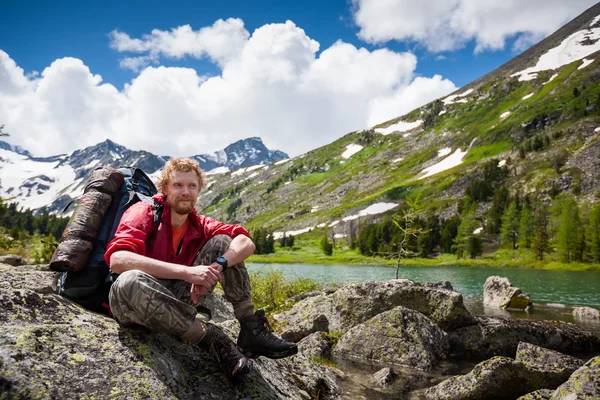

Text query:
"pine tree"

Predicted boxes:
[[320, 235, 333, 256], [500, 200, 520, 249], [453, 203, 480, 259], [585, 203, 600, 263], [555, 195, 584, 263], [532, 202, 550, 261], [486, 186, 509, 234], [440, 216, 460, 253], [518, 201, 536, 249]]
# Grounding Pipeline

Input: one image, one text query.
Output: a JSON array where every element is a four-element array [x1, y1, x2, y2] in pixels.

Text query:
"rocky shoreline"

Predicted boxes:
[[1, 260, 599, 399]]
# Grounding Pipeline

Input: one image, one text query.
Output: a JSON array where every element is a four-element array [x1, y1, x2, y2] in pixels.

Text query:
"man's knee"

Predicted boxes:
[[112, 269, 149, 290], [206, 234, 232, 249], [194, 235, 232, 265]]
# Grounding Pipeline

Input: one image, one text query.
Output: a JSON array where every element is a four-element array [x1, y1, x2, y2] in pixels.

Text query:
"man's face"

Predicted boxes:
[[164, 170, 200, 215]]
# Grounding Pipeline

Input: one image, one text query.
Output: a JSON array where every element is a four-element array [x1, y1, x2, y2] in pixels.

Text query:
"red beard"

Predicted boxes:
[[172, 197, 195, 215]]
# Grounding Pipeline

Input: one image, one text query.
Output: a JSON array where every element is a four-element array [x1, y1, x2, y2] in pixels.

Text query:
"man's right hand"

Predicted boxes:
[[185, 264, 223, 292]]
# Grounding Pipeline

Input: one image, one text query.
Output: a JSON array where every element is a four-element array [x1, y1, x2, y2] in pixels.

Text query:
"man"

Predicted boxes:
[[105, 157, 297, 378]]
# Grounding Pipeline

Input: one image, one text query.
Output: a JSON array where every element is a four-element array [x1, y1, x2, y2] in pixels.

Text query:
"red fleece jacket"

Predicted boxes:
[[104, 194, 250, 268]]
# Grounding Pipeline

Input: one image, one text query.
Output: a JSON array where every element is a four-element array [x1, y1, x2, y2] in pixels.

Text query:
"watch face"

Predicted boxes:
[[216, 256, 228, 268]]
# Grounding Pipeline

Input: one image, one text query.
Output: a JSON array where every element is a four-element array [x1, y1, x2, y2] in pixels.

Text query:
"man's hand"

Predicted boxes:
[[186, 263, 223, 303]]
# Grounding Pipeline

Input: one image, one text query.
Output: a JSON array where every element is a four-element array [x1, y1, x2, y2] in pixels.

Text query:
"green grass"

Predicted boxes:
[[248, 238, 600, 272]]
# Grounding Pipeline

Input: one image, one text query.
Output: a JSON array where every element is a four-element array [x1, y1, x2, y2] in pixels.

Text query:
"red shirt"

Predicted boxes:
[[104, 194, 250, 267]]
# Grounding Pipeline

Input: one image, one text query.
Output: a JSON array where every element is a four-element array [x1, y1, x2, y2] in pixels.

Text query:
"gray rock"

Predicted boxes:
[[332, 306, 449, 371], [448, 316, 600, 359], [0, 254, 27, 266], [0, 269, 342, 400], [297, 331, 332, 359], [200, 291, 235, 323], [425, 356, 526, 400], [275, 280, 475, 343], [425, 344, 582, 400], [550, 356, 600, 399], [0, 264, 56, 294], [372, 367, 397, 387], [572, 306, 600, 320], [515, 342, 584, 376], [484, 276, 533, 310], [517, 389, 553, 399]]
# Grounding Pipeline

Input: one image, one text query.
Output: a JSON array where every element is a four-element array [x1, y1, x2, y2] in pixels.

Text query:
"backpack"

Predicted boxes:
[[51, 166, 163, 316]]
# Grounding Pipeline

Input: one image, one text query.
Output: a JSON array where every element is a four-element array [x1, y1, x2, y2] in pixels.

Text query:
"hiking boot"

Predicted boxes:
[[238, 310, 298, 359], [198, 323, 253, 378]]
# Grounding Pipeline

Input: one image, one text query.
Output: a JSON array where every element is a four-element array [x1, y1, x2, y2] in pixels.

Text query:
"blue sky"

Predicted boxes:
[[0, 0, 596, 157], [3, 0, 525, 88]]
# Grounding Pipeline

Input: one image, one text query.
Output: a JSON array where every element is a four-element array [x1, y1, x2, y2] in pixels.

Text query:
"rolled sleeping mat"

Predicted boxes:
[[84, 166, 125, 195], [49, 166, 124, 272], [49, 238, 94, 272], [60, 191, 112, 241]]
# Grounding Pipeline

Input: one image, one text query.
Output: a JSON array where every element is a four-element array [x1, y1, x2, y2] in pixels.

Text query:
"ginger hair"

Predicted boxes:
[[157, 157, 206, 194]]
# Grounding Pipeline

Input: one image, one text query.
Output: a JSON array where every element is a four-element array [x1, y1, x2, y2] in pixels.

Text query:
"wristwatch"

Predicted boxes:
[[216, 256, 228, 269]]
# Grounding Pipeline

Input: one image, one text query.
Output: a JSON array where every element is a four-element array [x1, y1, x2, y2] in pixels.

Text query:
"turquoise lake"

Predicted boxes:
[[247, 263, 600, 333]]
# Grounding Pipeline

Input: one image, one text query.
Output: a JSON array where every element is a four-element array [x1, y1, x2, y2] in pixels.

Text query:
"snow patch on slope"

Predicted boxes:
[[522, 93, 534, 100], [578, 58, 594, 69], [342, 202, 399, 222], [443, 89, 473, 105], [420, 138, 477, 179], [512, 23, 600, 81], [375, 120, 423, 135], [341, 144, 363, 159]]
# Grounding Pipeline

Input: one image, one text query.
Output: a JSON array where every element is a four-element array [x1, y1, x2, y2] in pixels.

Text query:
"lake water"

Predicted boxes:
[[247, 263, 600, 333]]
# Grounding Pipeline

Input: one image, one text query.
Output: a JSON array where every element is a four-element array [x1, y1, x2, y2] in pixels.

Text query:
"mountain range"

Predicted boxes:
[[0, 137, 287, 214], [2, 3, 600, 241]]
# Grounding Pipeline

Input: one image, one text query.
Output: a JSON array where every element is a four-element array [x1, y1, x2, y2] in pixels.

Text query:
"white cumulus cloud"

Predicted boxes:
[[352, 0, 598, 53], [0, 20, 456, 158]]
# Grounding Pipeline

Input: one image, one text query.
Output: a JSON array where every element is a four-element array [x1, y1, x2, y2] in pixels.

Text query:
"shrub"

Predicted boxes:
[[248, 267, 321, 312]]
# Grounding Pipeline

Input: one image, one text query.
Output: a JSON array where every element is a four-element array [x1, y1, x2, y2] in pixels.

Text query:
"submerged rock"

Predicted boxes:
[[371, 367, 397, 387], [274, 279, 476, 343], [550, 356, 600, 399], [484, 276, 533, 311], [448, 316, 600, 359], [0, 265, 342, 399], [333, 306, 449, 371], [573, 306, 600, 320]]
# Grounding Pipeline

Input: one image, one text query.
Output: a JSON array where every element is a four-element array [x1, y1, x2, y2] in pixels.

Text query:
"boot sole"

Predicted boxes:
[[241, 346, 298, 359]]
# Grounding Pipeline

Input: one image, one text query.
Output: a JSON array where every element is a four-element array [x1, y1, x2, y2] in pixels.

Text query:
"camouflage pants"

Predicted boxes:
[[109, 235, 253, 343]]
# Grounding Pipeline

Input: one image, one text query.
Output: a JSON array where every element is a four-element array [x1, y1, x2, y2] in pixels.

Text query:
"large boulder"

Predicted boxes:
[[514, 342, 585, 386], [274, 280, 476, 342], [332, 306, 449, 371], [550, 356, 600, 399], [448, 316, 600, 359], [424, 343, 584, 400], [484, 276, 533, 311], [573, 306, 600, 320], [0, 266, 342, 399]]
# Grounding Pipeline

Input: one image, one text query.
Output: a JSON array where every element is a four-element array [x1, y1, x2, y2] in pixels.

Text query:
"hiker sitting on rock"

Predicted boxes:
[[104, 157, 297, 378]]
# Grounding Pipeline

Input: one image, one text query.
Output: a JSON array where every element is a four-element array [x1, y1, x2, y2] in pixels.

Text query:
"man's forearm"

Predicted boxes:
[[109, 251, 188, 280], [221, 235, 256, 266]]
